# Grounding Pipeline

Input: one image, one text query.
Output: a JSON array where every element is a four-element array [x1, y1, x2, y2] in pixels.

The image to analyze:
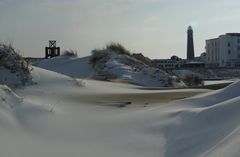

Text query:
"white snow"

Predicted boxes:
[[204, 80, 236, 85], [0, 65, 240, 157], [35, 53, 185, 87], [35, 55, 94, 78], [162, 81, 240, 157]]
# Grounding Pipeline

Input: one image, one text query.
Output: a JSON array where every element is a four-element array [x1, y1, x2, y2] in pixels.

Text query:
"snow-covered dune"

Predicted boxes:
[[0, 66, 240, 157], [35, 55, 94, 78], [35, 50, 185, 87], [162, 81, 240, 157]]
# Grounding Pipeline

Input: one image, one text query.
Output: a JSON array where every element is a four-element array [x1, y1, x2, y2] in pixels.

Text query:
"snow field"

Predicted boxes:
[[0, 66, 239, 157]]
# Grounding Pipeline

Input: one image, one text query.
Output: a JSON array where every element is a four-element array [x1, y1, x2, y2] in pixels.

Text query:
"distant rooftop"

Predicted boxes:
[[206, 38, 218, 42], [226, 33, 240, 36], [206, 33, 240, 41]]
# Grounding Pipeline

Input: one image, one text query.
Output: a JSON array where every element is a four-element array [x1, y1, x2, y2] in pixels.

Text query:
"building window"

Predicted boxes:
[[238, 39, 240, 43], [228, 42, 231, 47], [238, 46, 240, 51], [228, 50, 231, 55], [235, 62, 240, 67], [238, 53, 240, 58]]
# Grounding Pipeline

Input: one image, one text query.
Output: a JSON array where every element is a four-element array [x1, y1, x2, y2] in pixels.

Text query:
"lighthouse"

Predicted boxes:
[[187, 26, 195, 60]]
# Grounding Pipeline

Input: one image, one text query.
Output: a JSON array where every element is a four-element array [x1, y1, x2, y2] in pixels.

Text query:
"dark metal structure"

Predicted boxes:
[[45, 40, 60, 59], [187, 26, 195, 60]]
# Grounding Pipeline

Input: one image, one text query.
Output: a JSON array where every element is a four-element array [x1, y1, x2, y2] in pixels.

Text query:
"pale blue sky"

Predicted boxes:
[[1, 0, 240, 59]]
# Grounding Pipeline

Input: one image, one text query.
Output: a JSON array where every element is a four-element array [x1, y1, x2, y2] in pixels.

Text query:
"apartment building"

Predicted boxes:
[[206, 33, 240, 67]]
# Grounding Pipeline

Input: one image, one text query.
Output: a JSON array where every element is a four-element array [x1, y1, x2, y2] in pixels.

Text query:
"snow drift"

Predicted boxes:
[[34, 55, 93, 79], [36, 44, 185, 87], [89, 45, 184, 87], [1, 60, 240, 157], [161, 81, 240, 157]]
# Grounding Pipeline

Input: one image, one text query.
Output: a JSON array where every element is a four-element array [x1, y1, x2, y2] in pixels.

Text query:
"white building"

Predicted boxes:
[[206, 33, 240, 67], [153, 56, 186, 69]]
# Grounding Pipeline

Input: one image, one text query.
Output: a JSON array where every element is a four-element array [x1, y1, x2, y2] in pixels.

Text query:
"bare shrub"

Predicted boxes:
[[132, 53, 156, 68], [101, 72, 118, 81], [0, 43, 32, 86], [106, 42, 131, 56], [62, 49, 78, 57], [0, 77, 7, 85], [183, 75, 204, 86], [89, 49, 108, 68]]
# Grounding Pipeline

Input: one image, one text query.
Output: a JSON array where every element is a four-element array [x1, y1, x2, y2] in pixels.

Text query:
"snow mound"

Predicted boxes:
[[89, 45, 185, 87], [1, 65, 240, 157], [0, 84, 23, 128], [35, 44, 185, 87], [0, 84, 23, 108], [161, 81, 240, 157], [176, 81, 240, 107], [35, 55, 94, 78], [0, 44, 32, 87]]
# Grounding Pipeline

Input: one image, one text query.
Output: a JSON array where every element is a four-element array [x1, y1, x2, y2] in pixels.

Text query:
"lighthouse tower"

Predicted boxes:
[[187, 26, 195, 60]]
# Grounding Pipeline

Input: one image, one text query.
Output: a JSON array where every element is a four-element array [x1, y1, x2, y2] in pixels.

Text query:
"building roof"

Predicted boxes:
[[226, 33, 240, 36], [206, 33, 240, 41], [206, 38, 218, 42]]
